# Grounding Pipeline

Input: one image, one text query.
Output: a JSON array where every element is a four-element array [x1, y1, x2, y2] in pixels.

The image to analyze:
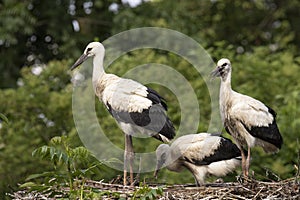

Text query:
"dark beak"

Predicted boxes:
[[70, 53, 89, 70], [153, 158, 164, 179], [211, 66, 221, 77], [153, 167, 160, 179]]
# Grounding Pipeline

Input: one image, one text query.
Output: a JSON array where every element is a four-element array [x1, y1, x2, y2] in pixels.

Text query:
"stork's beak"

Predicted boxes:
[[211, 66, 221, 77], [153, 167, 160, 179], [153, 158, 164, 179], [70, 53, 89, 70]]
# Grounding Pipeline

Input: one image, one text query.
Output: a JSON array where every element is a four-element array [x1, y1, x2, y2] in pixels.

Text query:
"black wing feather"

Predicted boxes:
[[105, 86, 175, 141], [267, 105, 277, 118], [242, 120, 283, 149], [106, 103, 175, 141], [146, 87, 168, 111], [241, 105, 282, 149], [185, 137, 241, 165]]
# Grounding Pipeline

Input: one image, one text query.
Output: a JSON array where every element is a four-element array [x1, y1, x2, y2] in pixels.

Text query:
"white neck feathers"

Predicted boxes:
[[219, 70, 233, 121], [92, 53, 106, 91]]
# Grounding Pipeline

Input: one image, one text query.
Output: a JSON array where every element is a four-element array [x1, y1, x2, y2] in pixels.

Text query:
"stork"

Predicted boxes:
[[154, 133, 242, 186], [211, 58, 283, 177], [71, 42, 175, 185]]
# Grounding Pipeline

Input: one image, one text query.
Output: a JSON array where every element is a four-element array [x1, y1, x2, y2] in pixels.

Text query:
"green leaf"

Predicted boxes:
[[0, 113, 9, 124], [32, 145, 49, 157], [25, 171, 56, 181], [19, 182, 37, 188], [41, 145, 50, 155], [49, 147, 56, 160], [50, 136, 63, 145], [151, 189, 157, 196]]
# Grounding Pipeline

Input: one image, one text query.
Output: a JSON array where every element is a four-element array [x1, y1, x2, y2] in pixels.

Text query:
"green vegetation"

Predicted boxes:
[[1, 0, 300, 198], [20, 135, 118, 199], [22, 136, 98, 198], [133, 183, 164, 200]]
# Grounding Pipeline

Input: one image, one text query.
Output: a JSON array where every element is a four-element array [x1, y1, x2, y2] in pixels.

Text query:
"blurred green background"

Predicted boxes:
[[0, 0, 300, 198]]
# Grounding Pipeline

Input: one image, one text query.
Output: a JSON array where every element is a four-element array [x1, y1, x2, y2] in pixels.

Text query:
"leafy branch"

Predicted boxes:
[[21, 135, 103, 199], [0, 113, 9, 124], [133, 183, 164, 200]]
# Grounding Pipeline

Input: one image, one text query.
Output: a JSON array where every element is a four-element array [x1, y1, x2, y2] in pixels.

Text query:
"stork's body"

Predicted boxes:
[[211, 58, 283, 177], [71, 42, 175, 185], [154, 133, 241, 186]]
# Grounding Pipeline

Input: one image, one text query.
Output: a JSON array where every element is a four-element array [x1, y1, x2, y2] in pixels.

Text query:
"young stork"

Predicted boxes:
[[211, 58, 283, 177], [154, 133, 242, 186], [71, 42, 175, 185]]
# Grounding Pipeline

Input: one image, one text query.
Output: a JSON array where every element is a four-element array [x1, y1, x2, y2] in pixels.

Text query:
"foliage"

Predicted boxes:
[[0, 0, 300, 198], [0, 0, 119, 88], [21, 135, 104, 199], [0, 60, 119, 198], [0, 113, 8, 124], [0, 60, 76, 197], [133, 183, 164, 200], [0, 0, 36, 87], [113, 0, 300, 50], [1, 0, 300, 88]]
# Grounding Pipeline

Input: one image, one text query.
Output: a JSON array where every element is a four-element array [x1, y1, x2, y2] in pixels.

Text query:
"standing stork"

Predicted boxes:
[[154, 133, 242, 186], [211, 58, 283, 177], [71, 42, 175, 185]]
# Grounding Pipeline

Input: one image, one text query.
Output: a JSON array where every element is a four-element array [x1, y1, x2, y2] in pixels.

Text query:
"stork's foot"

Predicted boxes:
[[109, 174, 134, 186], [109, 175, 122, 184], [237, 174, 247, 184], [130, 176, 140, 186], [122, 174, 132, 186], [236, 173, 255, 184], [122, 173, 139, 186], [122, 171, 135, 186]]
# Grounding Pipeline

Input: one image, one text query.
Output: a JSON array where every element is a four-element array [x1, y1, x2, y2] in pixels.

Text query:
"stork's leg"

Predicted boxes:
[[124, 135, 128, 186], [124, 134, 134, 185], [240, 147, 247, 177], [194, 177, 200, 187], [245, 146, 251, 177], [128, 135, 134, 185]]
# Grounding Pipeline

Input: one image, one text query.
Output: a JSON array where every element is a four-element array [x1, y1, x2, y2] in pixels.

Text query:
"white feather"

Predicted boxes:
[[96, 74, 152, 113], [155, 133, 241, 185], [207, 159, 241, 177], [171, 133, 222, 162], [230, 92, 274, 127]]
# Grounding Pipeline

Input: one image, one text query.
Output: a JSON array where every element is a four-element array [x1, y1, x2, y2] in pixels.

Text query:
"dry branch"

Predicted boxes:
[[9, 177, 300, 199]]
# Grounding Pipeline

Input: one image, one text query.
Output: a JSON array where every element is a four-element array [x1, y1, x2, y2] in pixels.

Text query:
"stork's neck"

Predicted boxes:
[[165, 148, 183, 172], [165, 148, 176, 170], [220, 71, 232, 93], [92, 53, 106, 91], [219, 71, 233, 121], [159, 146, 173, 170]]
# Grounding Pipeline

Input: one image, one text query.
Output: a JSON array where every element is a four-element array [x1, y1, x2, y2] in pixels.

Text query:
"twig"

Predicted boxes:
[[253, 187, 264, 199], [10, 178, 300, 199]]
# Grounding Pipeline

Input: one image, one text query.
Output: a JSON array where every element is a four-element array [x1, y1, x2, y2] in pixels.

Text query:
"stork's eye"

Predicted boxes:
[[87, 47, 92, 52], [221, 63, 227, 67]]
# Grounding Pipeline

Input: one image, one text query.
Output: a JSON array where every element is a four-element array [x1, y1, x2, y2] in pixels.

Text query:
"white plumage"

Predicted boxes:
[[96, 74, 152, 113], [71, 42, 175, 185], [154, 133, 241, 186], [211, 58, 283, 177]]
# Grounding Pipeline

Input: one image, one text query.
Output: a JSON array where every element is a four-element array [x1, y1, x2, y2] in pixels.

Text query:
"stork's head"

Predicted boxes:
[[154, 144, 169, 178], [71, 42, 105, 70], [211, 58, 232, 80]]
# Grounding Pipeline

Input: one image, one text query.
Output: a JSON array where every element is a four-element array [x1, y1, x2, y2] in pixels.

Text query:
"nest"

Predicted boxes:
[[162, 178, 300, 199], [9, 177, 300, 199]]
